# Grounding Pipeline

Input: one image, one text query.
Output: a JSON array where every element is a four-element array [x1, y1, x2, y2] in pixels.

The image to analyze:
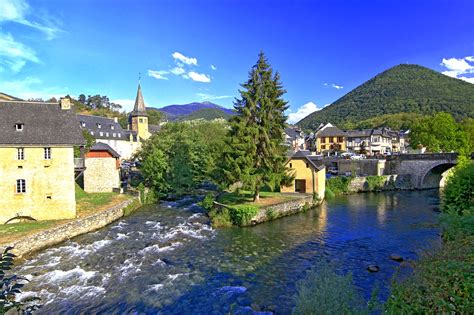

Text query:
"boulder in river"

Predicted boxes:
[[367, 265, 380, 273], [390, 254, 404, 262]]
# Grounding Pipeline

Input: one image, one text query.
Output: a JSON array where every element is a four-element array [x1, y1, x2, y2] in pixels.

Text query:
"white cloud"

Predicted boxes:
[[196, 93, 232, 101], [440, 56, 474, 84], [287, 101, 321, 124], [211, 65, 217, 70], [1, 76, 68, 99], [111, 98, 135, 112], [0, 32, 39, 72], [331, 83, 343, 89], [187, 71, 211, 83], [171, 52, 198, 66], [170, 66, 185, 75], [0, 0, 62, 40], [148, 69, 169, 80]]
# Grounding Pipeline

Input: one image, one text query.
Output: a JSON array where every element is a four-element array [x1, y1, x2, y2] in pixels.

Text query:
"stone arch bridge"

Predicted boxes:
[[387, 153, 459, 189]]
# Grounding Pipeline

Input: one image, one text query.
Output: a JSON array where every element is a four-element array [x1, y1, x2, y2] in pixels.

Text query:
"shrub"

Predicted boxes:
[[293, 263, 368, 315], [0, 247, 41, 313], [326, 176, 353, 195], [442, 163, 474, 216], [366, 176, 386, 191], [302, 202, 311, 212], [123, 199, 141, 217], [138, 183, 158, 205], [265, 208, 277, 220], [199, 193, 215, 211], [208, 208, 233, 227], [228, 205, 259, 226], [325, 187, 335, 199]]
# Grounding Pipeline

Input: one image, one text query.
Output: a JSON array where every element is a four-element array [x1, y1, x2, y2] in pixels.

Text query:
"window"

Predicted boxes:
[[139, 118, 143, 123], [338, 137, 344, 142], [306, 163, 309, 168], [321, 145, 326, 150], [81, 121, 86, 127], [90, 131, 94, 135], [106, 132, 109, 137], [289, 163, 292, 168], [112, 133, 116, 137], [100, 132, 103, 136], [97, 123, 101, 128], [16, 179, 26, 194], [118, 133, 121, 138], [44, 147, 51, 160], [330, 137, 334, 143], [110, 125, 115, 130], [15, 123, 24, 131], [321, 137, 326, 144], [17, 148, 24, 160]]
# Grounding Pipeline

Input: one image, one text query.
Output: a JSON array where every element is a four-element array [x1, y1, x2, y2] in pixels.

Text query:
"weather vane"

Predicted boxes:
[[139, 72, 141, 84]]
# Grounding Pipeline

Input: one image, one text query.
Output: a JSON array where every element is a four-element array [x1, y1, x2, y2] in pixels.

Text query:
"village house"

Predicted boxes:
[[0, 98, 84, 223], [83, 142, 121, 193], [281, 150, 326, 199], [284, 126, 306, 152], [345, 127, 392, 155], [79, 83, 158, 160], [314, 123, 346, 154]]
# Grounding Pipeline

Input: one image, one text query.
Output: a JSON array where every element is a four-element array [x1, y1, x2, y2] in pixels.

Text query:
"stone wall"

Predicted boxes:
[[84, 157, 120, 193], [347, 174, 413, 193], [337, 159, 386, 176], [245, 194, 321, 226], [0, 198, 137, 258]]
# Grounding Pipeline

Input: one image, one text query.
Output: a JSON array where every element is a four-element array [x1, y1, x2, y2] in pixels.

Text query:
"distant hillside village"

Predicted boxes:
[[284, 122, 412, 156]]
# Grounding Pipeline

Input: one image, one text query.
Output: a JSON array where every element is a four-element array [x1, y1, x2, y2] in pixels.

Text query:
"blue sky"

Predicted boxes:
[[1, 0, 473, 123]]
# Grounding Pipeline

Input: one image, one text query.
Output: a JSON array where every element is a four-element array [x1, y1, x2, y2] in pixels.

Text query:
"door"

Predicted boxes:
[[295, 179, 306, 193]]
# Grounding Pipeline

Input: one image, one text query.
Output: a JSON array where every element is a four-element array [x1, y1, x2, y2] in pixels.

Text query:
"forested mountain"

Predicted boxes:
[[297, 64, 474, 130], [177, 108, 233, 121], [151, 101, 234, 121]]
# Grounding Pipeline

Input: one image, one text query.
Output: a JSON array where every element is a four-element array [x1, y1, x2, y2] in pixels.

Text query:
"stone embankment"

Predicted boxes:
[[0, 198, 138, 258], [347, 174, 414, 193]]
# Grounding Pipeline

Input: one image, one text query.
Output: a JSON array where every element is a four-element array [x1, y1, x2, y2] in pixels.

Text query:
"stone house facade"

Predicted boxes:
[[281, 151, 326, 199], [84, 143, 121, 193], [0, 99, 84, 223]]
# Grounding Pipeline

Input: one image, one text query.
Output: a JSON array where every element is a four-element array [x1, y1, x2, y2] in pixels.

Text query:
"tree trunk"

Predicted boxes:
[[253, 188, 260, 202]]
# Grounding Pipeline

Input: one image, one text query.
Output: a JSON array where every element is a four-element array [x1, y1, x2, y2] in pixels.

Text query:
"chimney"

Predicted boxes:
[[60, 97, 71, 110], [114, 117, 118, 123]]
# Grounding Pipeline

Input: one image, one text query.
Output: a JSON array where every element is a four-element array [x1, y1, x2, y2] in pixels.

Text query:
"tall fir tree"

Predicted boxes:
[[223, 52, 293, 201]]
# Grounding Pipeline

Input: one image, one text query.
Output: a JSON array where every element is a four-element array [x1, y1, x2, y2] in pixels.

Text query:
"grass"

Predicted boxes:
[[217, 190, 300, 209], [0, 185, 132, 244]]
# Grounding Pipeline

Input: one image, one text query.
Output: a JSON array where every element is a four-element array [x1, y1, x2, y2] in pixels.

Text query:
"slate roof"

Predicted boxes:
[[0, 101, 85, 146], [315, 126, 346, 137], [285, 127, 303, 140], [90, 142, 120, 158], [345, 129, 373, 138], [130, 83, 148, 117], [148, 123, 161, 134], [0, 92, 23, 101], [289, 150, 325, 171], [77, 114, 137, 141]]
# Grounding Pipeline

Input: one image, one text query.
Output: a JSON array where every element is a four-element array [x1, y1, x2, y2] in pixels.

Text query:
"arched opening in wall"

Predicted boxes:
[[420, 163, 457, 189]]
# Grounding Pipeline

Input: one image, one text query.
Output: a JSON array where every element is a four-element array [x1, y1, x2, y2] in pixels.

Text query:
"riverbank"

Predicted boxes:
[[0, 187, 140, 258], [208, 191, 322, 227]]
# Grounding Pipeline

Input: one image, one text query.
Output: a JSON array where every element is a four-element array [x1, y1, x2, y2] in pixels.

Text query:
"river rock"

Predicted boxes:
[[390, 254, 404, 262], [251, 303, 262, 311], [367, 265, 380, 273]]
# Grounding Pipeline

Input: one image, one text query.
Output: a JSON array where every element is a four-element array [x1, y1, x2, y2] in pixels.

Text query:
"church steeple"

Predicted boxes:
[[131, 83, 147, 116], [129, 79, 151, 140]]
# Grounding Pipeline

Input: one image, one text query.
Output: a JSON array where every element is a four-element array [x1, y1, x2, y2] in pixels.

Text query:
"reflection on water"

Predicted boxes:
[[15, 190, 441, 314]]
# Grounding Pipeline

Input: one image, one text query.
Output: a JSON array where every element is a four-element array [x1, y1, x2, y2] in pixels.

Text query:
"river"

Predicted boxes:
[[15, 190, 441, 314]]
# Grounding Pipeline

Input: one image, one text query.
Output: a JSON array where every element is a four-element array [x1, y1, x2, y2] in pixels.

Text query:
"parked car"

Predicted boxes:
[[351, 154, 363, 160]]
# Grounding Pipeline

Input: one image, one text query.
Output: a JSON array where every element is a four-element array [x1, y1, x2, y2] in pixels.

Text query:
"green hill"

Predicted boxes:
[[177, 108, 233, 121], [298, 64, 474, 130]]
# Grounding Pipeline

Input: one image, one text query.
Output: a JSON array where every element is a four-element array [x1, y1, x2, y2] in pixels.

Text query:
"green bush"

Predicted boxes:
[[123, 199, 141, 217], [265, 208, 277, 220], [293, 263, 368, 315], [442, 163, 474, 216], [366, 176, 386, 191], [208, 208, 233, 227], [137, 183, 158, 205], [325, 187, 335, 199], [326, 176, 353, 195], [0, 247, 41, 313], [302, 202, 311, 212], [199, 193, 215, 211], [228, 205, 259, 226]]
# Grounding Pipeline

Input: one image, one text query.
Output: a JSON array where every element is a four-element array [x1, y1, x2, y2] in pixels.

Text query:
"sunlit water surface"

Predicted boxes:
[[15, 190, 441, 314]]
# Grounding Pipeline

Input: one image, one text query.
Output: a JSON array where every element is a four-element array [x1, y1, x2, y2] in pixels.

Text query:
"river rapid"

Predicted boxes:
[[15, 190, 441, 314]]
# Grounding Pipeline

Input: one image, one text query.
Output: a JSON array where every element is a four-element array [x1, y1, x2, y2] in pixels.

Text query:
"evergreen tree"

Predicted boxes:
[[223, 52, 292, 201]]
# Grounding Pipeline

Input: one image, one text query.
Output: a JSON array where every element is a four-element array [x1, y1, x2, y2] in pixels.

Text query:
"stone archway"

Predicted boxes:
[[420, 162, 457, 189]]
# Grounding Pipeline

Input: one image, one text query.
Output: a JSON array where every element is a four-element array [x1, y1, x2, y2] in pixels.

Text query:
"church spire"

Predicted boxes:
[[131, 80, 147, 116]]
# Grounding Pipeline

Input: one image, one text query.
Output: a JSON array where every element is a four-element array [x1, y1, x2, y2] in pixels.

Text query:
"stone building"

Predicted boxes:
[[314, 123, 346, 154], [0, 98, 84, 223], [281, 150, 326, 199], [284, 126, 306, 152], [78, 83, 157, 160], [345, 127, 393, 155], [84, 142, 121, 193]]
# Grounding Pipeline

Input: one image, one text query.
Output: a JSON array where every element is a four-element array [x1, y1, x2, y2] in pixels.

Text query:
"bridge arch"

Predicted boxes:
[[419, 162, 457, 189]]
